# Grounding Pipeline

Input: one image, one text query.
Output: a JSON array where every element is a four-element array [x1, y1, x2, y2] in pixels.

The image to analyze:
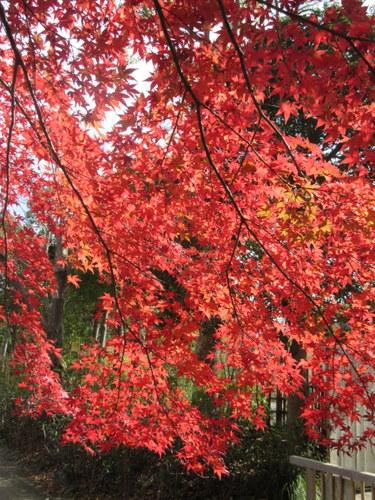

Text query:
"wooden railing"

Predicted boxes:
[[290, 455, 375, 500]]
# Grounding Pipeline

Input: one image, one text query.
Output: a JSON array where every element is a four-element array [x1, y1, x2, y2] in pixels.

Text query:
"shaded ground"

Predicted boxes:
[[0, 444, 67, 500], [1, 421, 305, 499]]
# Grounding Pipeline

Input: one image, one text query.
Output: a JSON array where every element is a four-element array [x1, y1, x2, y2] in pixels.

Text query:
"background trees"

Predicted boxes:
[[0, 0, 374, 476]]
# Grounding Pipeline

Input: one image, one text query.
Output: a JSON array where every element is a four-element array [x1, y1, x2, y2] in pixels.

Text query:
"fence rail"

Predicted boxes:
[[290, 455, 375, 500]]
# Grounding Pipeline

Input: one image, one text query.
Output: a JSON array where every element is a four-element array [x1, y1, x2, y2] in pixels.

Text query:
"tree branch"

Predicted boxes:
[[216, 0, 304, 177], [1, 60, 18, 310], [257, 0, 375, 79], [153, 0, 374, 411]]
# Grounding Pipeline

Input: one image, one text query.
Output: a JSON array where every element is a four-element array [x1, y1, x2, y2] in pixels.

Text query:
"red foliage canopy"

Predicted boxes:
[[0, 0, 374, 474]]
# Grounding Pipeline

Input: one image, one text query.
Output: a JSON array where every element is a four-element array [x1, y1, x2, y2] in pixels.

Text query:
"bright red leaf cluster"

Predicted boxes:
[[0, 0, 374, 474]]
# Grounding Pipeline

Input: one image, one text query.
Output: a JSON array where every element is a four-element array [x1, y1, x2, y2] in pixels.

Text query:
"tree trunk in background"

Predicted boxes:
[[276, 390, 284, 426], [287, 339, 307, 428], [44, 236, 67, 349], [195, 315, 221, 365], [93, 311, 109, 347]]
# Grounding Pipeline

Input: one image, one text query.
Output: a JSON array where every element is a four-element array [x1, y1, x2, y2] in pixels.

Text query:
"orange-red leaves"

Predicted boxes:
[[67, 274, 81, 288]]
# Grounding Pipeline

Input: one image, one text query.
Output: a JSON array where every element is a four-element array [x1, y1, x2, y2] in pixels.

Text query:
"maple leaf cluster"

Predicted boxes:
[[0, 0, 374, 474]]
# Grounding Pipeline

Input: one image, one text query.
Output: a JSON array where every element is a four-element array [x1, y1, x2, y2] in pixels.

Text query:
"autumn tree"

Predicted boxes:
[[0, 0, 374, 474]]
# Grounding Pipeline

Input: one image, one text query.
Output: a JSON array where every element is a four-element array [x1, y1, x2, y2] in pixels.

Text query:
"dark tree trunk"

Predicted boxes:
[[44, 236, 67, 349], [195, 315, 221, 364], [287, 339, 308, 428]]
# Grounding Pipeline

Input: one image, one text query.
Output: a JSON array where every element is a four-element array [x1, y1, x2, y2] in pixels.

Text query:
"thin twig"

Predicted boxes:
[[225, 220, 243, 326], [229, 116, 261, 186], [160, 89, 186, 168]]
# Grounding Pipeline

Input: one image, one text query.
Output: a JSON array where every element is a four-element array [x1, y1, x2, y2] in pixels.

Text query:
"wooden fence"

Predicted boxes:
[[289, 455, 375, 500]]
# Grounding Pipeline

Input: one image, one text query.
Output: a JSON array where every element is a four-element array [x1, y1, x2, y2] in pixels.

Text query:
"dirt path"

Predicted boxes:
[[0, 445, 48, 499]]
